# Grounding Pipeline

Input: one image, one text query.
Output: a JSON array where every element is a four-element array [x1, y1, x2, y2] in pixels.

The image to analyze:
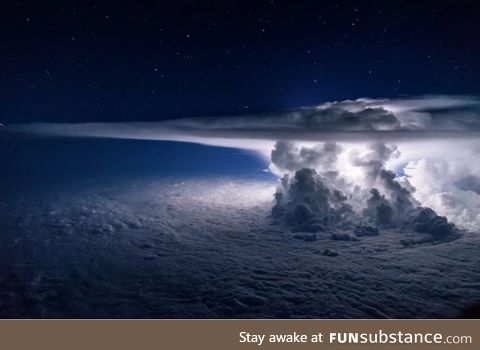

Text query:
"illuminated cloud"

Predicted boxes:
[[4, 95, 480, 147], [3, 95, 479, 231], [270, 141, 457, 239]]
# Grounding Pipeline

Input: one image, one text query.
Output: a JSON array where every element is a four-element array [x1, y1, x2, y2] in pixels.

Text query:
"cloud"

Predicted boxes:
[[270, 140, 341, 173], [153, 95, 480, 142], [349, 142, 400, 185], [3, 96, 480, 148], [2, 95, 479, 231], [272, 167, 357, 233], [270, 141, 457, 239], [2, 177, 480, 318], [456, 175, 480, 195], [403, 159, 480, 231]]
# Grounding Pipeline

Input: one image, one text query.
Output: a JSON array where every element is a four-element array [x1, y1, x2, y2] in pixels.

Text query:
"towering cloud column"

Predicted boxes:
[[270, 141, 456, 240]]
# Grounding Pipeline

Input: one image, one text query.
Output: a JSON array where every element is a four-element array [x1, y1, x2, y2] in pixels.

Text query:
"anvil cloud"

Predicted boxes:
[[4, 95, 480, 146]]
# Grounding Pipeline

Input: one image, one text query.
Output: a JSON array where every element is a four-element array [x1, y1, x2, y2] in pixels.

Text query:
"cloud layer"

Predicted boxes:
[[2, 177, 480, 318]]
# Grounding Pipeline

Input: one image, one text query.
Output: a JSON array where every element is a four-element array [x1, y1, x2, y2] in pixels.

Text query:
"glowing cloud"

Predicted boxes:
[[2, 95, 480, 230], [4, 95, 480, 145]]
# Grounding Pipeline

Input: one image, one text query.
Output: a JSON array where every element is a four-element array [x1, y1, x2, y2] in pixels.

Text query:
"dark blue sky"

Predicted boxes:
[[1, 0, 479, 123]]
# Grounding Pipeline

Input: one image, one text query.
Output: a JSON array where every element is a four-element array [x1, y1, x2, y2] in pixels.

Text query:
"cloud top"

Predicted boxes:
[[3, 95, 480, 145]]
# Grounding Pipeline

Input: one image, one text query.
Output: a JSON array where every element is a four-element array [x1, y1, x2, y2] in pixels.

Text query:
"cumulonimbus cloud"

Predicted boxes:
[[2, 95, 480, 231]]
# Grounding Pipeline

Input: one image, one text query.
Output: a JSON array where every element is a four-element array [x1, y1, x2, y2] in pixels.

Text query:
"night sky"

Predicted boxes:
[[1, 0, 479, 124]]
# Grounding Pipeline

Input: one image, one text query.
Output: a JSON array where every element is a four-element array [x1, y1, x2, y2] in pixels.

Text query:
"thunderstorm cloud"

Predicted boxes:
[[3, 95, 480, 232]]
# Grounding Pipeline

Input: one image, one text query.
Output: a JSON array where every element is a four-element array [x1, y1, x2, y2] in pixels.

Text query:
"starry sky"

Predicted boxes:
[[1, 0, 479, 124]]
